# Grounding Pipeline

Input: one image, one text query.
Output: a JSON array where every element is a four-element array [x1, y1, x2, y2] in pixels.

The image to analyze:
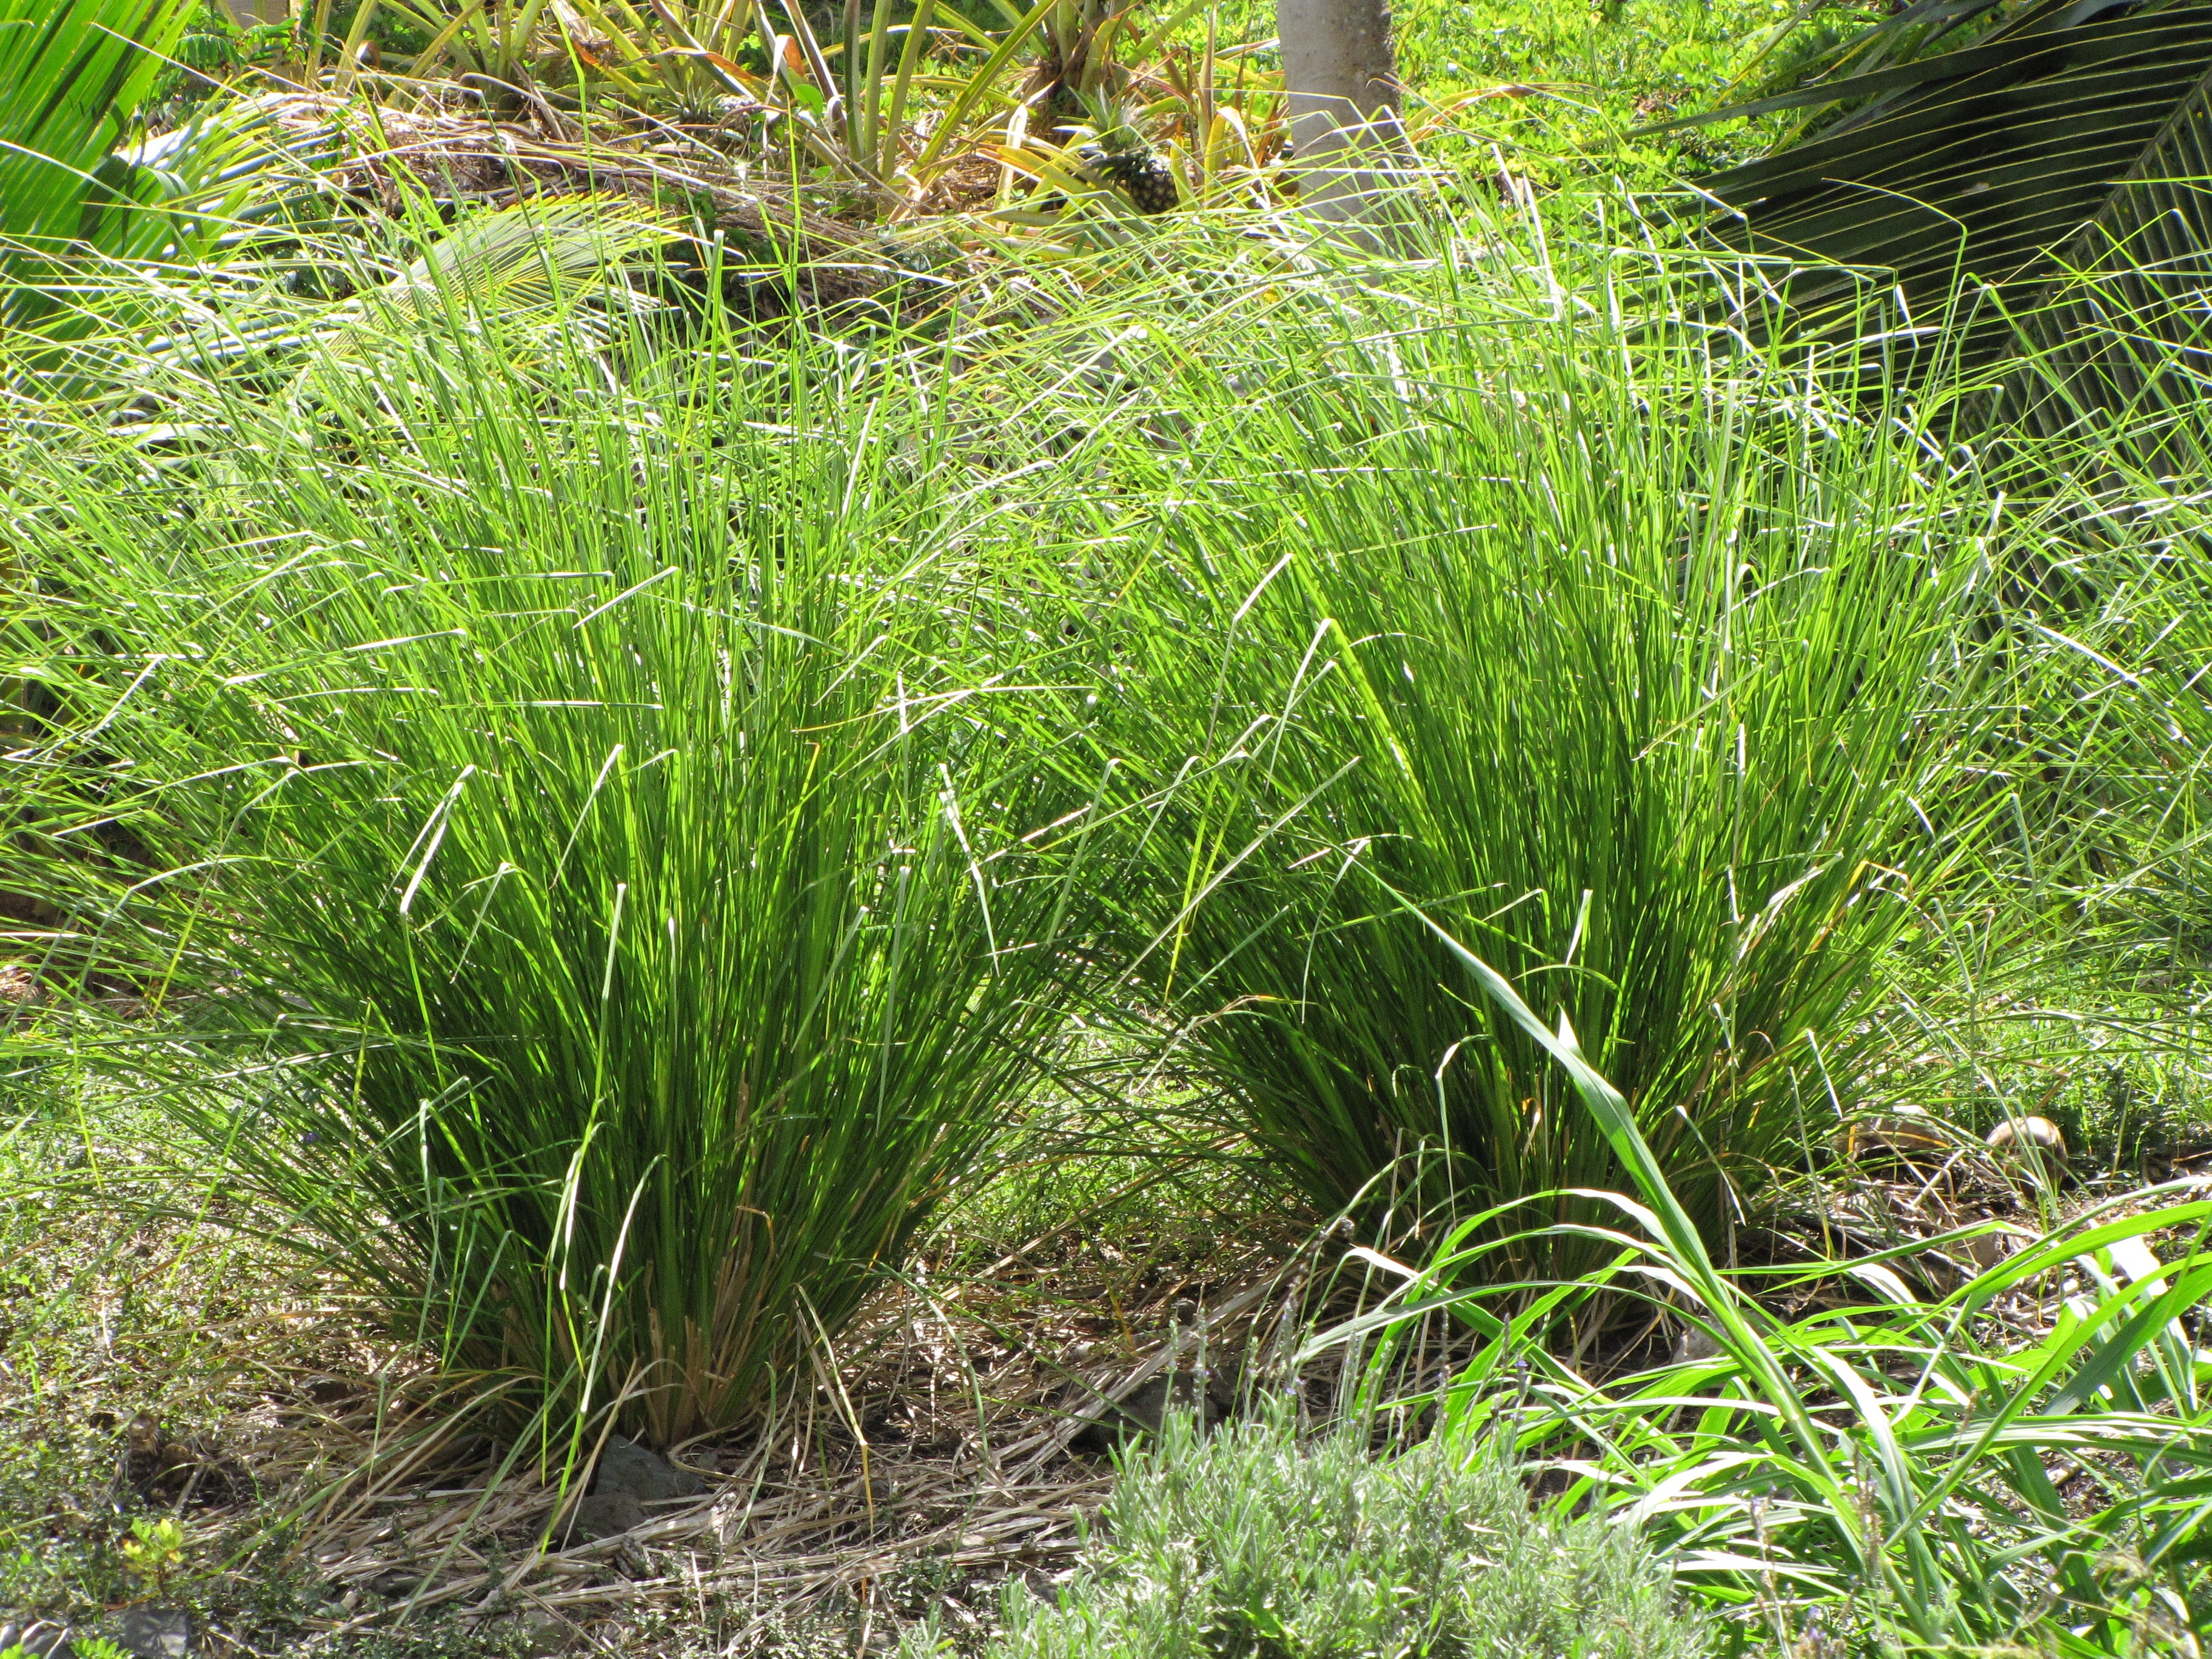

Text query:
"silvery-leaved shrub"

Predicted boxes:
[[907, 1405, 1706, 1658]]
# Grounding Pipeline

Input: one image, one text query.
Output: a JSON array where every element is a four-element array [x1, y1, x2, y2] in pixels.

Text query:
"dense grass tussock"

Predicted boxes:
[[2, 290, 1111, 1445], [994, 246, 2043, 1273], [908, 1407, 1708, 1659], [10, 0, 2212, 1640], [0, 204, 2150, 1435]]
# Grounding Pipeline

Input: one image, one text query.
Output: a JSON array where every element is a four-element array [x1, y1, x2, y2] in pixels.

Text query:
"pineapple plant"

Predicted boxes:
[[1071, 98, 1179, 215]]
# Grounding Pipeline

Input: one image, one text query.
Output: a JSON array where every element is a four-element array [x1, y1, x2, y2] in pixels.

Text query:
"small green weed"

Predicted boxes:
[[118, 1517, 187, 1599]]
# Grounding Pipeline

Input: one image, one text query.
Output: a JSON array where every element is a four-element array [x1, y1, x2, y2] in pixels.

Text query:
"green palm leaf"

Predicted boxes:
[[382, 193, 682, 320], [1699, 0, 2212, 383], [2000, 62, 2212, 473], [281, 195, 680, 407], [0, 0, 194, 260]]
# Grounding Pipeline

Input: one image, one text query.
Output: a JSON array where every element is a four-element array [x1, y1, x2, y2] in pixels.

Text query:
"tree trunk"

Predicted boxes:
[[1276, 0, 1411, 226]]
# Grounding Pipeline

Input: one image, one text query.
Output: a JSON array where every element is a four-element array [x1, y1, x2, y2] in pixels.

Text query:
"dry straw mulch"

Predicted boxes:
[[253, 87, 941, 315], [206, 1216, 1322, 1652]]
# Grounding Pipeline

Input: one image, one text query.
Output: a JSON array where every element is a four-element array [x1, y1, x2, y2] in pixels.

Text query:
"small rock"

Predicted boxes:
[[1069, 1367, 1238, 1456], [1839, 1105, 1948, 1162], [0, 1622, 79, 1659], [118, 1604, 193, 1658], [589, 1438, 705, 1506], [1963, 1228, 2016, 1270], [1986, 1115, 2066, 1158], [1671, 1324, 1724, 1365], [1018, 1565, 1074, 1601], [519, 1607, 574, 1655], [565, 1490, 645, 1542]]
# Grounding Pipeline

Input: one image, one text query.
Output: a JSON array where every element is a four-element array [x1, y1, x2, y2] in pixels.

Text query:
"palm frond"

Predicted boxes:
[[1700, 0, 2212, 379], [281, 195, 682, 404], [0, 0, 194, 260], [380, 194, 683, 320], [1999, 65, 2212, 474]]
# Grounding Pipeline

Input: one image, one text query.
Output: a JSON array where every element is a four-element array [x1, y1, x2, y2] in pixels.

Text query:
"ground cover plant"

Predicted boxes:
[[0, 1093, 526, 1658], [7, 0, 2212, 1655], [907, 1406, 1710, 1659], [1311, 918, 2212, 1653]]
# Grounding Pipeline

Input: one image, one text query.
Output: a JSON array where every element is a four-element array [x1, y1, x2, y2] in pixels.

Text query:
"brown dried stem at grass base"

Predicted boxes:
[[278, 1145, 2199, 1637], [280, 1232, 1320, 1646]]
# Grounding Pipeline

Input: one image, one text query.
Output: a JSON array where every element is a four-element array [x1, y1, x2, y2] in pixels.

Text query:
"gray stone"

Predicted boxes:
[[566, 1490, 646, 1541], [1070, 1367, 1240, 1456], [1671, 1324, 1724, 1365], [518, 1607, 575, 1655], [118, 1605, 193, 1658], [588, 1438, 705, 1505], [0, 1623, 81, 1659]]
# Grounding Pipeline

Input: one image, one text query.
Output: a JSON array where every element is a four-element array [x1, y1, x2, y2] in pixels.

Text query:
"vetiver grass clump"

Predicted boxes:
[[907, 1407, 1707, 1659], [2, 276, 1109, 1446], [997, 231, 2039, 1278]]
